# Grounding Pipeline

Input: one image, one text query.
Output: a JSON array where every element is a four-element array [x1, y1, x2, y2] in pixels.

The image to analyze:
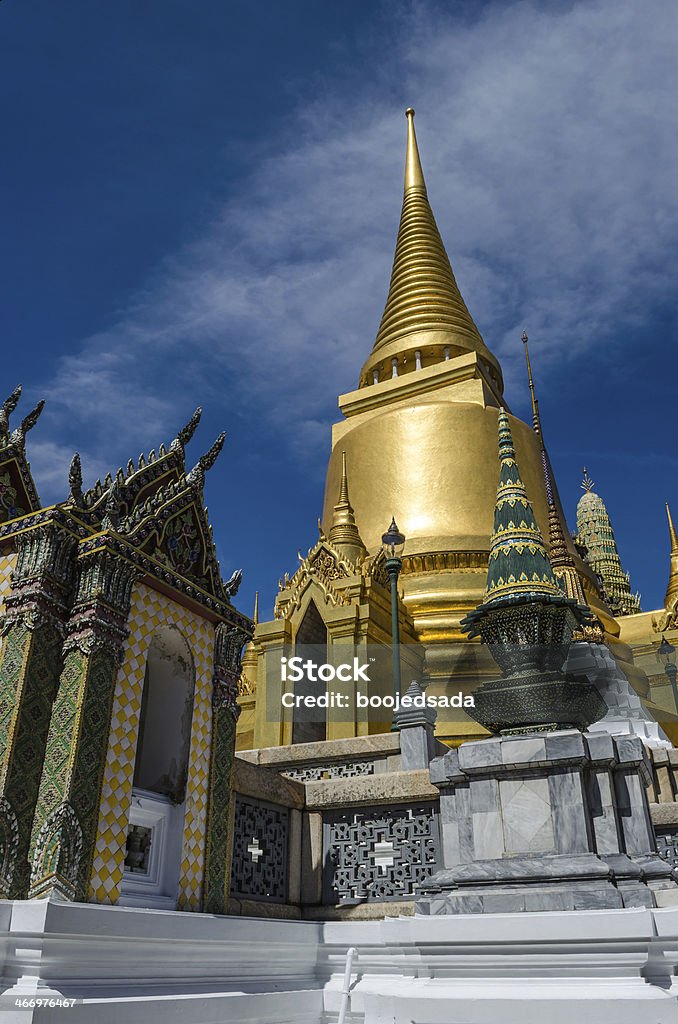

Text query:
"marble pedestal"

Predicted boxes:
[[567, 641, 671, 748], [418, 730, 678, 915]]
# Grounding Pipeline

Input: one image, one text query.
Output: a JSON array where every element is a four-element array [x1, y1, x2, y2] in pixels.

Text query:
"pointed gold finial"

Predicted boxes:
[[328, 450, 366, 565], [253, 591, 259, 626], [667, 504, 678, 553], [361, 109, 503, 393], [665, 504, 678, 611], [338, 450, 350, 505], [521, 330, 541, 435], [520, 332, 585, 601], [404, 107, 426, 193], [581, 468, 595, 493]]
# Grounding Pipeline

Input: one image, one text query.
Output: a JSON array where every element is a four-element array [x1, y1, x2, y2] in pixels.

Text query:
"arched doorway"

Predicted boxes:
[[120, 625, 194, 909], [292, 600, 328, 744]]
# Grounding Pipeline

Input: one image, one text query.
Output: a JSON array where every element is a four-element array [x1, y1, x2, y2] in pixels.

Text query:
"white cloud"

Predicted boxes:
[[35, 0, 678, 495]]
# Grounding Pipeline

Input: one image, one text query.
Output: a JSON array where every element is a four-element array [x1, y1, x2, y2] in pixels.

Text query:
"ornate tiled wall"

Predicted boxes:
[[0, 553, 16, 616], [88, 581, 215, 909]]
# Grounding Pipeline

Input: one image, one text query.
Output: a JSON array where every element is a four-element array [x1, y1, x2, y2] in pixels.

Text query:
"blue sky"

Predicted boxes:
[[2, 0, 677, 620]]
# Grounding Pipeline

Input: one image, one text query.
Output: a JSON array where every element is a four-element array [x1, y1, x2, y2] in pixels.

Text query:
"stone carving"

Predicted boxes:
[[0, 798, 19, 894], [237, 673, 254, 697], [124, 825, 152, 873], [11, 399, 45, 448], [0, 384, 22, 443], [655, 828, 678, 870], [323, 802, 441, 903], [223, 568, 243, 597], [68, 453, 83, 505], [282, 761, 376, 781], [213, 621, 252, 716], [230, 795, 289, 902], [186, 432, 226, 488], [30, 801, 83, 900], [171, 406, 202, 452]]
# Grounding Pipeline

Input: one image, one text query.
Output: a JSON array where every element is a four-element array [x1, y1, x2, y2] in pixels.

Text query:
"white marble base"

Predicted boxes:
[[2, 899, 678, 1022]]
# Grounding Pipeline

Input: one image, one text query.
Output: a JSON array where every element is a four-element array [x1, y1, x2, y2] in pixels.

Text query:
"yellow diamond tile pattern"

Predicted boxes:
[[88, 582, 215, 908], [0, 553, 16, 616]]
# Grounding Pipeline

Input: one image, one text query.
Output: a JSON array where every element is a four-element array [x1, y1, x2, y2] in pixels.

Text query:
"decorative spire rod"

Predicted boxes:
[[253, 591, 259, 626], [581, 468, 595, 493], [337, 450, 350, 506], [521, 330, 541, 435], [665, 504, 678, 611], [520, 331, 580, 588], [667, 503, 678, 553], [404, 108, 426, 193]]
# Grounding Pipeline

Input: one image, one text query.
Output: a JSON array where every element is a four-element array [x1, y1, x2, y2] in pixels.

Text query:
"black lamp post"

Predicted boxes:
[[659, 636, 678, 713], [382, 518, 406, 715]]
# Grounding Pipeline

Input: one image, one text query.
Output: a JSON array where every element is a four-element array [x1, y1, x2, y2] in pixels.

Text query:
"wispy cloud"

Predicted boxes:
[[34, 0, 678, 497]]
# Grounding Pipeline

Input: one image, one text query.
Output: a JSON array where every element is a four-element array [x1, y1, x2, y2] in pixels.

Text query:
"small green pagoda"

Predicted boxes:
[[461, 410, 606, 734], [576, 470, 641, 616]]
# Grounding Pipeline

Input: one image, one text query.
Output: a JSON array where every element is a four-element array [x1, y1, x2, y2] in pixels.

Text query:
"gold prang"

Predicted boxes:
[[361, 108, 502, 388], [327, 451, 367, 566]]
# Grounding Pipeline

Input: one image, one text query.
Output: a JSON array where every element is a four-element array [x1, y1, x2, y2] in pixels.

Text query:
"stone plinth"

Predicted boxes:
[[418, 730, 678, 915]]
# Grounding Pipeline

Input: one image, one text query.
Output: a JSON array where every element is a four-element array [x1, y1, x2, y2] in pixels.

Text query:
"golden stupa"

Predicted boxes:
[[236, 109, 653, 749]]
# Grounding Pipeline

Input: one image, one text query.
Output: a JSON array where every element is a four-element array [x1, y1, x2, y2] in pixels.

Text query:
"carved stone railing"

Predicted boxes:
[[236, 733, 402, 784], [322, 801, 441, 904], [229, 751, 440, 919]]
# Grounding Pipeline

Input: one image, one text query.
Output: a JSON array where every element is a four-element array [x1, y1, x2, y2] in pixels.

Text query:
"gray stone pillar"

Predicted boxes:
[[393, 680, 442, 770]]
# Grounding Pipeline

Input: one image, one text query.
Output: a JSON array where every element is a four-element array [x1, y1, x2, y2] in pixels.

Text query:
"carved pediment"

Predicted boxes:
[[274, 540, 360, 619]]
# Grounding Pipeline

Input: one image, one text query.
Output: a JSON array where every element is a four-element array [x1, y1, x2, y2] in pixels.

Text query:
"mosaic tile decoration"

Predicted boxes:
[[0, 553, 16, 617], [88, 582, 215, 909]]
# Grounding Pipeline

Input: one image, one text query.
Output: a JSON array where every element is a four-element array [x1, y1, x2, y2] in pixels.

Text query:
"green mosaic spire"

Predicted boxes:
[[575, 469, 641, 616], [484, 409, 561, 605]]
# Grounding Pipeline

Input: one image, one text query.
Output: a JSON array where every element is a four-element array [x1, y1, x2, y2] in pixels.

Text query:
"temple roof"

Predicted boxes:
[[360, 109, 502, 389], [0, 392, 249, 625]]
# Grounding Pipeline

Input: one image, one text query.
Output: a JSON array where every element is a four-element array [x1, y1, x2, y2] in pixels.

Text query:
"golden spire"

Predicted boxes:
[[665, 503, 678, 610], [361, 108, 502, 389], [253, 591, 259, 626], [522, 331, 585, 603], [328, 451, 367, 565], [521, 330, 541, 434], [404, 107, 426, 192]]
